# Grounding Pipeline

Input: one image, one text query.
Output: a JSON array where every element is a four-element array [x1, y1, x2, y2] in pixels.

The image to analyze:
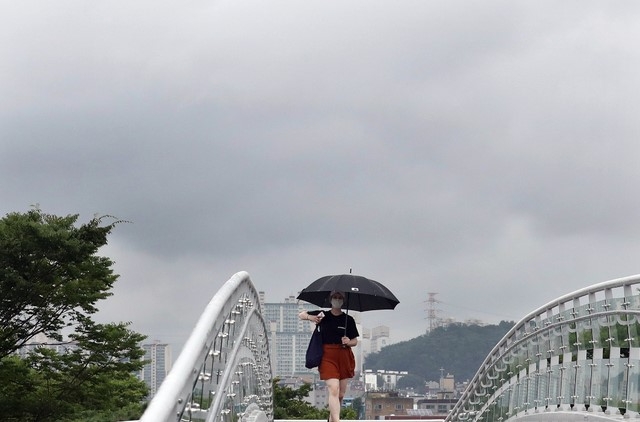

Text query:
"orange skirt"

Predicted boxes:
[[318, 344, 355, 380]]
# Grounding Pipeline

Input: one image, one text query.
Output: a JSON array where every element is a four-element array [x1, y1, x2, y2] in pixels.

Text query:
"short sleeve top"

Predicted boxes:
[[309, 310, 359, 344]]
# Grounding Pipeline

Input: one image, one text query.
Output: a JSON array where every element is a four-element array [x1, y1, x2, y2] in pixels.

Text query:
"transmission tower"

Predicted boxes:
[[425, 292, 441, 333]]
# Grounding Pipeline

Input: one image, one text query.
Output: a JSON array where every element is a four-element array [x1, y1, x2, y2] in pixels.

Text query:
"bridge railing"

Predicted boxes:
[[447, 274, 640, 422], [139, 271, 273, 422]]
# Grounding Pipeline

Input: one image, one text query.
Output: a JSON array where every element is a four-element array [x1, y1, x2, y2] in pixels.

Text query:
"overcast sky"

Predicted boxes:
[[3, 1, 640, 356]]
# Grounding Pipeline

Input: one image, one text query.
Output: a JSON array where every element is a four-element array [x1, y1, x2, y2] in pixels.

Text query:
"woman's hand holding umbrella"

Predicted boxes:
[[341, 336, 356, 347]]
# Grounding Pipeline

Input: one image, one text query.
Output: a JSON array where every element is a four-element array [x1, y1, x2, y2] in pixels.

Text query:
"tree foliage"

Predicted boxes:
[[0, 208, 126, 358], [272, 378, 357, 420], [0, 208, 147, 421], [364, 321, 514, 384]]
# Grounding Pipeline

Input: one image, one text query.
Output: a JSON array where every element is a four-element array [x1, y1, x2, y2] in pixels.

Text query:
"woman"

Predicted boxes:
[[299, 291, 359, 422]]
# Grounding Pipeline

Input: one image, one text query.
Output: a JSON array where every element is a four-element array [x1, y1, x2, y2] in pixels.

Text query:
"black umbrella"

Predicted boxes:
[[297, 273, 399, 312]]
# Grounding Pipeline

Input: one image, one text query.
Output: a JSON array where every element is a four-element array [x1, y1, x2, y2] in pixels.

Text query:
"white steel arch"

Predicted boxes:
[[447, 274, 640, 422], [140, 271, 273, 422]]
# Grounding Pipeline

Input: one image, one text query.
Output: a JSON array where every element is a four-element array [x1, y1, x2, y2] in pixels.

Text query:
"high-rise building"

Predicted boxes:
[[261, 294, 317, 377], [140, 341, 172, 398], [360, 325, 391, 355], [370, 325, 390, 353]]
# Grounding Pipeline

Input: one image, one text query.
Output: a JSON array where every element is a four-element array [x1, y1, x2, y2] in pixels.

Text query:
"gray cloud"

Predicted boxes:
[[3, 0, 640, 354]]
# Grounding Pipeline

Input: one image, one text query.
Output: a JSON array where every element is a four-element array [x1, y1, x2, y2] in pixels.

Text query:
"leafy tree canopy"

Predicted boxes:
[[0, 208, 127, 357], [272, 378, 357, 420], [0, 208, 148, 421]]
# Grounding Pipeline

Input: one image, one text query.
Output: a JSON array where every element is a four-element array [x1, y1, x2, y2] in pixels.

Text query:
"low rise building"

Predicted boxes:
[[364, 391, 414, 420], [364, 369, 408, 391], [416, 397, 458, 416]]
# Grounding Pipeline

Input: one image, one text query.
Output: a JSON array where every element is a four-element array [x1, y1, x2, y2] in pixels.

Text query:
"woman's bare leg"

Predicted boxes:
[[338, 378, 348, 406], [326, 378, 341, 422]]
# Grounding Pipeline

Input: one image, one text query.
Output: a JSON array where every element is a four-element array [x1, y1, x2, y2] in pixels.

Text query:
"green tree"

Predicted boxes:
[[351, 396, 363, 418], [273, 378, 324, 419], [0, 208, 124, 358], [272, 378, 357, 420], [0, 208, 148, 421]]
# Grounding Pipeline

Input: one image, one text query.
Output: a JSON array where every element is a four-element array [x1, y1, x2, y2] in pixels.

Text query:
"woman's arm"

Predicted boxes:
[[298, 310, 322, 323], [298, 310, 311, 321]]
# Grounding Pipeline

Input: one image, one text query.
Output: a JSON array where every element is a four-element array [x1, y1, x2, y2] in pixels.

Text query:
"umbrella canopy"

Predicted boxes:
[[297, 274, 399, 312]]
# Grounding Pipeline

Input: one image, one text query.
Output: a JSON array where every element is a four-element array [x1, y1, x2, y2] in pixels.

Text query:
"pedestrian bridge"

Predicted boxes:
[[446, 274, 640, 422], [135, 272, 640, 422]]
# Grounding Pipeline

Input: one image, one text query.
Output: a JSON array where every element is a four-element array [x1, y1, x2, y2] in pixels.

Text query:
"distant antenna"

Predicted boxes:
[[425, 292, 441, 333]]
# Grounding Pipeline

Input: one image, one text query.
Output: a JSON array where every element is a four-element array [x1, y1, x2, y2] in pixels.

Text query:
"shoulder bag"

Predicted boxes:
[[305, 325, 323, 369]]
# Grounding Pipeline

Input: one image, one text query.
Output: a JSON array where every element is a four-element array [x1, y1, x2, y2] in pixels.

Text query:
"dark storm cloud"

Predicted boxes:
[[2, 0, 640, 350]]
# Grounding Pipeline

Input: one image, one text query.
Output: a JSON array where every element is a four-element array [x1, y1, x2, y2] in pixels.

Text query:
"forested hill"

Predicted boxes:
[[364, 321, 514, 383]]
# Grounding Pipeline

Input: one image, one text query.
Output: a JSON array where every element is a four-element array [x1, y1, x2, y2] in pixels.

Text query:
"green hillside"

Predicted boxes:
[[363, 321, 514, 384]]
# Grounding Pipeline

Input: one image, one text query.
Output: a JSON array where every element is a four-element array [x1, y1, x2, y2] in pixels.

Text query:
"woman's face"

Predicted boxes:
[[330, 294, 344, 309]]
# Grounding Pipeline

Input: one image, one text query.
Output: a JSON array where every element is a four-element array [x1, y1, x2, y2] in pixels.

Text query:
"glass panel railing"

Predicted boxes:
[[608, 296, 632, 312], [558, 356, 572, 408], [558, 308, 575, 324], [498, 391, 510, 421], [526, 367, 540, 411], [591, 351, 608, 410], [547, 361, 560, 408], [572, 353, 588, 407], [607, 351, 626, 412], [627, 316, 640, 348], [627, 352, 640, 413], [549, 326, 564, 358]]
